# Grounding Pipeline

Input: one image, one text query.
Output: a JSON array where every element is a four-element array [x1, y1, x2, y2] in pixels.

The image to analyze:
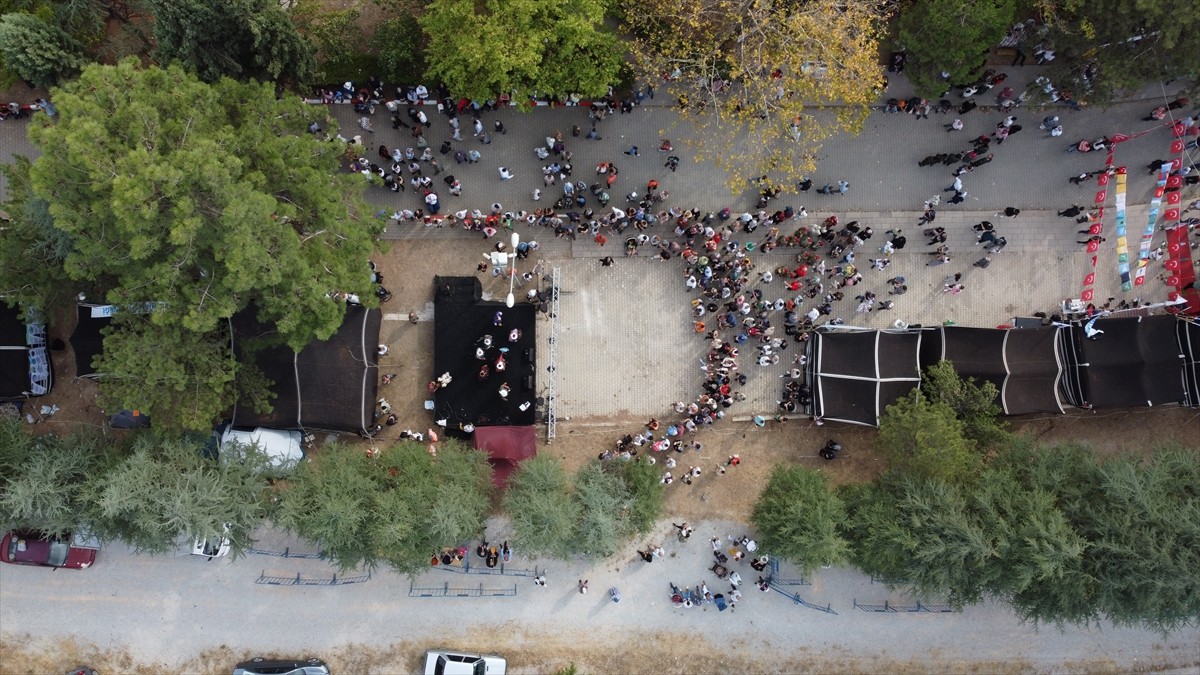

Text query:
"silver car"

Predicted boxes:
[[232, 657, 330, 675], [423, 650, 507, 675]]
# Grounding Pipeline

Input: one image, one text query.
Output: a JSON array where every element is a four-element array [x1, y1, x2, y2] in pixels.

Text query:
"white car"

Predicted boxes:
[[218, 425, 304, 472], [192, 523, 231, 559], [423, 650, 506, 675]]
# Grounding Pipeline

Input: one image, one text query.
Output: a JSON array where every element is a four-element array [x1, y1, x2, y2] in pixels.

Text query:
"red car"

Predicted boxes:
[[0, 530, 97, 569]]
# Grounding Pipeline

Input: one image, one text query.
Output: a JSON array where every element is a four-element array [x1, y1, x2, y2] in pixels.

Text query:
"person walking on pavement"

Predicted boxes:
[[1058, 205, 1084, 218]]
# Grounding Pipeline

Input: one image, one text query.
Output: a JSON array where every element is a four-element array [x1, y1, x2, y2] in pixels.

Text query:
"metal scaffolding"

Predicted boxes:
[[545, 266, 560, 442]]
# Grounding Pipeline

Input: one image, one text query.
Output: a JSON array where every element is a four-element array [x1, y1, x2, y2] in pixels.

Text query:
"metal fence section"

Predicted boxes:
[[761, 558, 831, 612], [245, 546, 326, 560], [256, 570, 371, 586], [766, 581, 838, 614], [869, 575, 909, 586], [431, 557, 539, 577], [768, 559, 811, 586], [545, 265, 560, 442], [853, 599, 958, 613], [408, 581, 518, 598]]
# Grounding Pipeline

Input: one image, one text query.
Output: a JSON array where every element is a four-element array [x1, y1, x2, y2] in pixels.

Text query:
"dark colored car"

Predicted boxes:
[[0, 530, 97, 569], [232, 658, 330, 675]]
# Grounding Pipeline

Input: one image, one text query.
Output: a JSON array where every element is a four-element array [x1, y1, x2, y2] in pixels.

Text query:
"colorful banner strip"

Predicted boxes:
[[1078, 149, 1114, 303], [1133, 165, 1171, 287], [1114, 169, 1130, 291]]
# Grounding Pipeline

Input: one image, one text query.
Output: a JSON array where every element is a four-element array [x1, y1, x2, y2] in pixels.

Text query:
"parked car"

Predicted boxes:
[[423, 650, 506, 675], [192, 523, 232, 559], [0, 529, 97, 569], [232, 657, 330, 675], [215, 423, 305, 472]]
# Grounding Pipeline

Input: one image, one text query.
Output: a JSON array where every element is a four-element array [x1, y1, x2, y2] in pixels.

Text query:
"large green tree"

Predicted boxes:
[[1005, 444, 1200, 633], [0, 418, 114, 535], [572, 461, 634, 558], [147, 0, 315, 84], [84, 432, 272, 554], [877, 389, 981, 484], [23, 59, 383, 430], [752, 464, 849, 575], [1037, 0, 1200, 104], [0, 12, 87, 86], [624, 0, 887, 189], [274, 440, 492, 575], [896, 0, 1019, 98], [842, 469, 1086, 608], [0, 157, 81, 315], [920, 360, 1008, 448], [503, 454, 580, 558], [420, 0, 621, 103]]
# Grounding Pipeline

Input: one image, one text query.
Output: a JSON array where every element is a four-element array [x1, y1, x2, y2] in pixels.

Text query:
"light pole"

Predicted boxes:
[[506, 231, 520, 308]]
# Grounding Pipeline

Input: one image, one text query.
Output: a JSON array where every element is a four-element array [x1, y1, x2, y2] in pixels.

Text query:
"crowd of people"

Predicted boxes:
[[322, 70, 1200, 603]]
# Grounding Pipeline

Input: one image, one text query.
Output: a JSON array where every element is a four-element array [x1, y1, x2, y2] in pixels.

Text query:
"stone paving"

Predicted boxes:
[[1, 67, 1194, 423], [309, 76, 1195, 421]]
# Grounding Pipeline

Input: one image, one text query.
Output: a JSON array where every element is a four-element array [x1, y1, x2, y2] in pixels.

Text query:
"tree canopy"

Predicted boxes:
[[85, 432, 271, 554], [1037, 0, 1200, 104], [876, 388, 981, 484], [274, 440, 492, 575], [0, 11, 87, 87], [420, 0, 621, 104], [920, 360, 1008, 448], [752, 464, 849, 576], [624, 0, 888, 188], [147, 0, 315, 84], [897, 0, 1019, 99], [504, 454, 581, 558], [22, 59, 383, 430], [0, 157, 80, 315]]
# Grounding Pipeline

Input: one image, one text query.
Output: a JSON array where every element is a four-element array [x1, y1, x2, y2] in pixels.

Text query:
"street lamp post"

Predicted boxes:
[[506, 232, 520, 308]]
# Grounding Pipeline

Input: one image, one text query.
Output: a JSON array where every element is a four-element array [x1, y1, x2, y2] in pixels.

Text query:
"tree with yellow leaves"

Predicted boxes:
[[623, 0, 889, 191]]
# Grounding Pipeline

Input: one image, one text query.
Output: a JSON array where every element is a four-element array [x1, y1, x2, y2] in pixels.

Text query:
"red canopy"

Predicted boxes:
[[473, 426, 537, 488]]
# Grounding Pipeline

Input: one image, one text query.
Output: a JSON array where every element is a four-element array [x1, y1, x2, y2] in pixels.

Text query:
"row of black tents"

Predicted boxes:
[[21, 303, 381, 434], [810, 315, 1200, 426]]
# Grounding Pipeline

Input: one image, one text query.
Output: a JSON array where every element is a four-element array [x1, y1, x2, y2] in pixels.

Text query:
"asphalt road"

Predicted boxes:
[[3, 519, 1197, 672]]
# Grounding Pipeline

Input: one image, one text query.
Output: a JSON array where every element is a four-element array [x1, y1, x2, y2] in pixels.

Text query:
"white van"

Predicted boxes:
[[218, 425, 305, 472]]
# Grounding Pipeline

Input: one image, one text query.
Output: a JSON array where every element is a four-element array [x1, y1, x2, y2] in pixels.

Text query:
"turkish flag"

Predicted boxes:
[[1084, 272, 1095, 285], [1081, 289, 1095, 301]]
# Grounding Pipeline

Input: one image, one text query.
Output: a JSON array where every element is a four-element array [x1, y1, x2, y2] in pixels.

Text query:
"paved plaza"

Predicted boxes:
[[303, 68, 1195, 421]]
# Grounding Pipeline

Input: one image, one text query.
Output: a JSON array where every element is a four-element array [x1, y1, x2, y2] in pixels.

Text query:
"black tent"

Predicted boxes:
[[231, 304, 381, 434], [919, 325, 1064, 415], [1, 304, 52, 400], [432, 276, 537, 432], [1060, 315, 1186, 408], [70, 304, 111, 379], [812, 329, 922, 426], [1181, 318, 1200, 408]]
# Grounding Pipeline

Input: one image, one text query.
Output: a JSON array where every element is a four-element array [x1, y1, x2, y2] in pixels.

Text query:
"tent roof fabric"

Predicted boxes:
[[1003, 326, 1064, 415], [473, 425, 537, 488], [231, 304, 380, 434], [814, 329, 922, 426], [1073, 316, 1186, 408], [922, 326, 1064, 416], [70, 305, 110, 378], [1180, 319, 1200, 407], [0, 304, 30, 399]]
